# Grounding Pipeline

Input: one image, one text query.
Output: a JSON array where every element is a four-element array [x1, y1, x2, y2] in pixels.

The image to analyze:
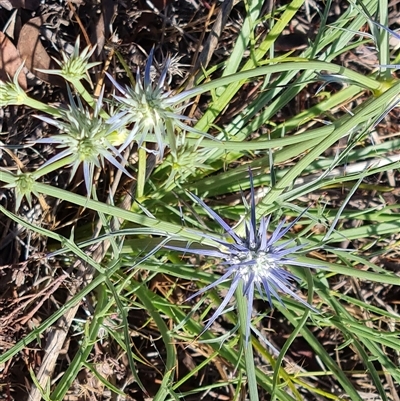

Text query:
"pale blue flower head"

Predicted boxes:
[[34, 86, 131, 194], [168, 169, 319, 345], [106, 48, 200, 160]]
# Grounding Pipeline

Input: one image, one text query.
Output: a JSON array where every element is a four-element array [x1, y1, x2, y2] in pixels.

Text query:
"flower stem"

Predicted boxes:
[[69, 79, 109, 119], [34, 155, 76, 179], [136, 145, 147, 199], [236, 281, 259, 401], [25, 97, 62, 117]]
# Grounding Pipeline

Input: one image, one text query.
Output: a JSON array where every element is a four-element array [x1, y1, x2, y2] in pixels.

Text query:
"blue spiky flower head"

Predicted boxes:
[[106, 48, 202, 160], [168, 169, 319, 346]]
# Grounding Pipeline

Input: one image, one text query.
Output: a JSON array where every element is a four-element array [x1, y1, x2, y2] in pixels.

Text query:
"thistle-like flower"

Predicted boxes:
[[158, 136, 213, 190], [37, 37, 100, 83], [34, 86, 131, 194], [106, 49, 202, 160], [168, 170, 319, 345], [2, 170, 40, 211], [0, 64, 28, 107]]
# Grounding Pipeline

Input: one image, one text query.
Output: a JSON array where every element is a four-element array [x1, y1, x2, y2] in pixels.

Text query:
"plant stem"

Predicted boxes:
[[236, 281, 259, 401], [136, 145, 147, 199]]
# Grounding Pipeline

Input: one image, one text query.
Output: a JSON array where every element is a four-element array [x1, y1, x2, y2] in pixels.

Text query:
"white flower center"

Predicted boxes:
[[233, 250, 276, 282]]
